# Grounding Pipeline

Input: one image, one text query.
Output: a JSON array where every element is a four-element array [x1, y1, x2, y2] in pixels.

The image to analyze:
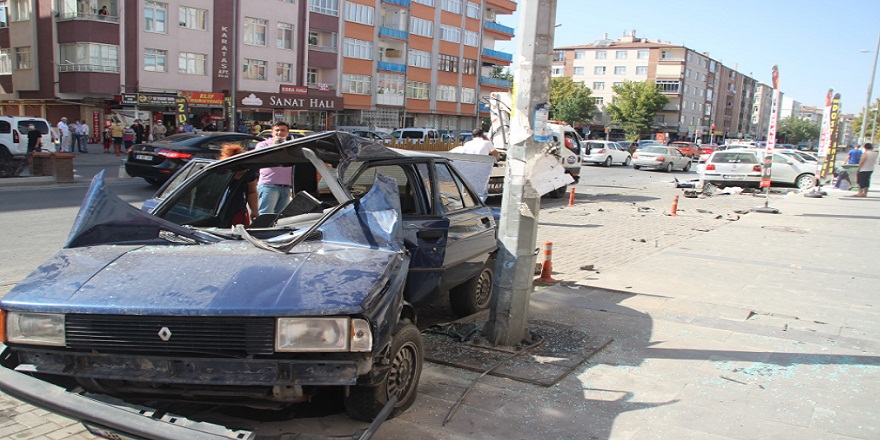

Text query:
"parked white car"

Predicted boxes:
[[632, 146, 692, 171], [700, 148, 815, 189], [582, 140, 632, 166]]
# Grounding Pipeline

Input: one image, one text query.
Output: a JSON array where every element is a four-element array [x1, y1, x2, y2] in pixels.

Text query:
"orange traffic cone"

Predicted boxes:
[[535, 241, 558, 283]]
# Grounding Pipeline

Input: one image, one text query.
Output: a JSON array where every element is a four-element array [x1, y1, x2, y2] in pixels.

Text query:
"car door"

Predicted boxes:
[[771, 153, 800, 184]]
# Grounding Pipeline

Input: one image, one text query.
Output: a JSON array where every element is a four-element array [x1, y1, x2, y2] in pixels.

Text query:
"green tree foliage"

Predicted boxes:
[[777, 116, 820, 144], [605, 81, 669, 141], [549, 77, 598, 125], [850, 98, 880, 145]]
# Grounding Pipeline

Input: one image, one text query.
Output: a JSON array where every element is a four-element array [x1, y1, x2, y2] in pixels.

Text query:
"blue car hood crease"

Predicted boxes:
[[3, 170, 408, 317]]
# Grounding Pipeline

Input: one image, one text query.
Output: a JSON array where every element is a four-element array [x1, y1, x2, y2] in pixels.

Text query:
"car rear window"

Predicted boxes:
[[17, 120, 50, 134], [711, 152, 758, 164], [641, 146, 667, 154]]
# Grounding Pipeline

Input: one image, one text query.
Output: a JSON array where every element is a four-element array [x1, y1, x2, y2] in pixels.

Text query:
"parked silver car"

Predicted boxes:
[[632, 146, 692, 171], [700, 148, 815, 189], [582, 141, 632, 166]]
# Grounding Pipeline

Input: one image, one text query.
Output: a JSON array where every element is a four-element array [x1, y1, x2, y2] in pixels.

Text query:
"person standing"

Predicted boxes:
[[110, 121, 124, 156], [847, 145, 863, 165], [131, 120, 145, 144], [26, 124, 42, 153], [856, 143, 878, 197], [122, 125, 136, 153], [57, 117, 70, 152], [252, 122, 262, 136], [255, 121, 292, 214], [77, 121, 90, 153], [457, 128, 500, 157], [102, 123, 112, 153], [152, 120, 167, 140], [70, 120, 82, 152], [219, 144, 259, 226]]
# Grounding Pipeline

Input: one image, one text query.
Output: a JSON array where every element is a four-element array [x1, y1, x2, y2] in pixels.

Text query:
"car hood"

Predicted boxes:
[[3, 167, 408, 316]]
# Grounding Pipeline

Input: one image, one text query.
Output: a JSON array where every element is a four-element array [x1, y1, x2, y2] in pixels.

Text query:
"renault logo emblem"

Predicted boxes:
[[158, 327, 172, 341]]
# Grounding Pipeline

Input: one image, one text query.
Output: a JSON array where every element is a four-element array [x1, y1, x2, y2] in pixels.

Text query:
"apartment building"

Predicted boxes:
[[0, 0, 515, 135], [553, 31, 758, 143]]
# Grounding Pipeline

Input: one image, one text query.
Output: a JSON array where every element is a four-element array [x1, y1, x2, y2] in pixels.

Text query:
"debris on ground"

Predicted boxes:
[[697, 209, 714, 214], [637, 206, 654, 212], [714, 215, 723, 219], [632, 238, 647, 243], [580, 264, 595, 271]]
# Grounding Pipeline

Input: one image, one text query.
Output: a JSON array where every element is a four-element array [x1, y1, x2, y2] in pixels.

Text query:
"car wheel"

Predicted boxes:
[[345, 322, 423, 422], [665, 162, 673, 172], [144, 178, 163, 187], [624, 156, 632, 166], [604, 156, 613, 167], [683, 161, 691, 172], [633, 165, 641, 170], [795, 174, 815, 189], [450, 256, 496, 317]]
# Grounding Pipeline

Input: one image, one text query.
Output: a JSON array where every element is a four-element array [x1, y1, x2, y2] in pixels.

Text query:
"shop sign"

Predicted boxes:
[[239, 92, 342, 111], [279, 85, 308, 95], [121, 93, 178, 106], [179, 91, 226, 106]]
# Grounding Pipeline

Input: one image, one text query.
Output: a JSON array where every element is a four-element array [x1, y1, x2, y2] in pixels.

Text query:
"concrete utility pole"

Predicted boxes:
[[858, 30, 880, 145], [484, 0, 558, 347]]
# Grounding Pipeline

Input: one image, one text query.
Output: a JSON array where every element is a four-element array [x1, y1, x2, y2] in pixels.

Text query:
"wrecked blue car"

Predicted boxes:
[[0, 132, 497, 437]]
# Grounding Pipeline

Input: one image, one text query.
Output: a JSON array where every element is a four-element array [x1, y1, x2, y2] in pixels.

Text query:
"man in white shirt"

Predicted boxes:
[[57, 117, 71, 152], [457, 128, 499, 157]]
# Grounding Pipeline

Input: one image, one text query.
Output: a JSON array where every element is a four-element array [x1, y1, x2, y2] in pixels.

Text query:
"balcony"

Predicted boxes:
[[379, 26, 408, 41], [378, 61, 406, 73], [486, 0, 517, 14], [309, 44, 338, 54], [381, 0, 410, 7], [481, 48, 513, 62], [56, 11, 120, 24], [58, 64, 119, 73], [377, 91, 404, 106], [480, 76, 512, 88], [484, 21, 514, 37]]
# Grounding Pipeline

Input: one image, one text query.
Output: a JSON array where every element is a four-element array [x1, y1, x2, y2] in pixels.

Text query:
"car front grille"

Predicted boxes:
[[65, 315, 275, 357]]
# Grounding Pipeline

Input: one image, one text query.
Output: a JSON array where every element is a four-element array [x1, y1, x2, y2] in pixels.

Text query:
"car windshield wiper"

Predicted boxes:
[[232, 199, 355, 254]]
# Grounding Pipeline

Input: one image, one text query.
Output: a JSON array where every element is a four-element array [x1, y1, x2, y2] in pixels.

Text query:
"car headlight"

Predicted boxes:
[[276, 317, 372, 352], [5, 312, 65, 346]]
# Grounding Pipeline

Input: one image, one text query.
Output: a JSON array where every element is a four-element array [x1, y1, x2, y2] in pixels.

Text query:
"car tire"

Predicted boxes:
[[683, 161, 691, 172], [604, 156, 613, 167], [795, 174, 815, 189], [624, 157, 632, 166], [144, 177, 163, 187], [344, 322, 423, 422], [633, 165, 641, 170], [449, 255, 495, 317], [665, 162, 673, 172]]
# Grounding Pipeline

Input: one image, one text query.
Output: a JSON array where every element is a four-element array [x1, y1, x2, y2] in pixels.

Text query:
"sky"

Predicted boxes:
[[494, 0, 880, 116]]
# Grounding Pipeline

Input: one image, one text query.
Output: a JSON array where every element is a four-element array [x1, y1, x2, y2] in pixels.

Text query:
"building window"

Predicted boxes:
[[466, 2, 480, 19], [592, 82, 604, 90], [462, 58, 477, 75], [408, 49, 432, 69], [440, 25, 461, 43], [437, 85, 457, 102], [595, 51, 606, 59], [461, 87, 476, 104], [309, 0, 339, 16], [594, 66, 605, 75], [0, 49, 10, 74], [242, 58, 266, 79], [551, 66, 563, 76], [179, 6, 207, 30], [441, 0, 461, 14], [660, 50, 672, 60], [573, 66, 584, 75], [13, 46, 31, 69], [179, 52, 207, 75], [593, 97, 604, 106], [410, 17, 433, 38], [342, 73, 371, 94], [636, 66, 648, 75], [344, 2, 373, 25], [343, 38, 372, 60], [615, 50, 627, 59], [464, 30, 479, 47], [413, 0, 434, 4], [307, 68, 317, 85], [613, 82, 623, 87], [58, 43, 119, 72], [9, 0, 30, 22], [614, 66, 626, 75], [553, 50, 565, 62], [377, 73, 405, 96], [637, 49, 649, 59], [574, 50, 585, 59], [0, 2, 7, 28], [243, 17, 268, 46], [406, 81, 430, 99], [277, 23, 294, 49], [144, 48, 167, 72], [656, 80, 681, 94], [277, 62, 293, 82], [145, 1, 167, 33], [438, 54, 458, 73]]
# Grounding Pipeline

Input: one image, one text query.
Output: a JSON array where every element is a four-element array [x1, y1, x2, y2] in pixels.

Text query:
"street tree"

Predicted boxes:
[[549, 77, 597, 126], [777, 116, 820, 145], [850, 98, 880, 145], [605, 81, 668, 141]]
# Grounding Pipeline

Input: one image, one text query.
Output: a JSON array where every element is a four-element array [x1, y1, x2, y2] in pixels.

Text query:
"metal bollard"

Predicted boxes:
[[535, 241, 558, 283], [670, 195, 679, 216], [567, 187, 576, 207]]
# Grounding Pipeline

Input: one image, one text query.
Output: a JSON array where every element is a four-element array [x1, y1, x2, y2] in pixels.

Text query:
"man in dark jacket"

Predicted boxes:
[[26, 124, 42, 153], [131, 120, 145, 144]]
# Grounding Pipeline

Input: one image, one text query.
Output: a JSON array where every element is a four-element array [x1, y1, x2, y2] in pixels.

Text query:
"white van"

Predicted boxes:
[[388, 128, 440, 142], [0, 116, 55, 158]]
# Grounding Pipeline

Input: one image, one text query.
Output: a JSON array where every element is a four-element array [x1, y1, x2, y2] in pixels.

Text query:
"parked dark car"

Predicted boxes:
[[125, 132, 262, 186], [0, 132, 497, 438]]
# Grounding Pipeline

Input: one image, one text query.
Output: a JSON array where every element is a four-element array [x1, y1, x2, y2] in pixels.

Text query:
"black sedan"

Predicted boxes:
[[125, 132, 262, 185]]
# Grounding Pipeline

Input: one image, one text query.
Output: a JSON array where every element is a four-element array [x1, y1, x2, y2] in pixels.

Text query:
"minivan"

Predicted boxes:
[[0, 116, 54, 158], [388, 128, 440, 142]]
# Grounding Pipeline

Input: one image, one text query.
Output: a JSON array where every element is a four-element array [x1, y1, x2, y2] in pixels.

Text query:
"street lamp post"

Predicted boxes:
[[858, 30, 880, 145]]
